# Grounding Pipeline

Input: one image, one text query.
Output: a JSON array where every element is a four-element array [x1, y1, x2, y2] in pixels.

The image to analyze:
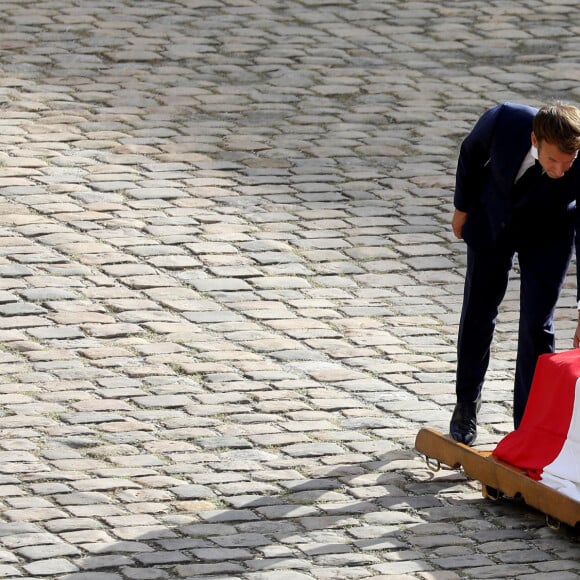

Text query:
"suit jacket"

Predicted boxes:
[[455, 102, 580, 253]]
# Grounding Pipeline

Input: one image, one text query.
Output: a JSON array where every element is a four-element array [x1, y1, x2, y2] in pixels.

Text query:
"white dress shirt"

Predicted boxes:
[[515, 145, 538, 182]]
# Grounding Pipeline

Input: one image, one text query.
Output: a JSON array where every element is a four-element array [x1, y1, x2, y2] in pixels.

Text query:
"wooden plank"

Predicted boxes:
[[415, 427, 580, 528]]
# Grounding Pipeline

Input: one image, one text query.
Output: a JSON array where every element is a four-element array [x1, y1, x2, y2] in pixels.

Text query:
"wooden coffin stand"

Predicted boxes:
[[415, 427, 580, 529]]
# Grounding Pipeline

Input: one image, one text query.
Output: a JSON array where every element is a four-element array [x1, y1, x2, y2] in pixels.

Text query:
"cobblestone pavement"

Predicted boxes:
[[0, 1, 577, 579]]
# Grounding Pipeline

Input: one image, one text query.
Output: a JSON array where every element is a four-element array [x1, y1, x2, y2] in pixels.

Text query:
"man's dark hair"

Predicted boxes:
[[534, 102, 580, 154]]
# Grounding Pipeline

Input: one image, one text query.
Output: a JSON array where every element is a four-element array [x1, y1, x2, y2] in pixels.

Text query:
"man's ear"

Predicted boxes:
[[531, 132, 538, 148]]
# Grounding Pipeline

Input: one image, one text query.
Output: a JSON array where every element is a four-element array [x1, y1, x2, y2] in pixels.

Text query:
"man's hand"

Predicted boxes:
[[574, 315, 580, 348], [452, 209, 468, 239]]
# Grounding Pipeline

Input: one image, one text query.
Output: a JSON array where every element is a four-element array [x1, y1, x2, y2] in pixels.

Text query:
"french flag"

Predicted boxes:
[[493, 349, 580, 501]]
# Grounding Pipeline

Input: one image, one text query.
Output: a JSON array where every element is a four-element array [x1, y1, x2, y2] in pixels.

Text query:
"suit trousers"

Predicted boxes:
[[456, 231, 574, 428]]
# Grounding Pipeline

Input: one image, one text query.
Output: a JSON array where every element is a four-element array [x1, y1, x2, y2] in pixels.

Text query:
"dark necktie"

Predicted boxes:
[[513, 160, 542, 207]]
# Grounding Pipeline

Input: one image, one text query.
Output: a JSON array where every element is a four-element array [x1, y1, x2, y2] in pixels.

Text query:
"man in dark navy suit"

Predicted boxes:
[[450, 102, 580, 445]]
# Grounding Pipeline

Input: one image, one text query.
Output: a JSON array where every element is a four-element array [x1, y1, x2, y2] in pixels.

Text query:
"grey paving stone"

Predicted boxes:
[[16, 541, 81, 560], [0, 564, 24, 577], [175, 563, 245, 577], [23, 557, 79, 575], [62, 574, 124, 580]]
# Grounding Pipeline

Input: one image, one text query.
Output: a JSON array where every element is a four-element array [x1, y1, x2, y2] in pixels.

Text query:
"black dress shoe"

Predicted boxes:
[[449, 399, 481, 446]]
